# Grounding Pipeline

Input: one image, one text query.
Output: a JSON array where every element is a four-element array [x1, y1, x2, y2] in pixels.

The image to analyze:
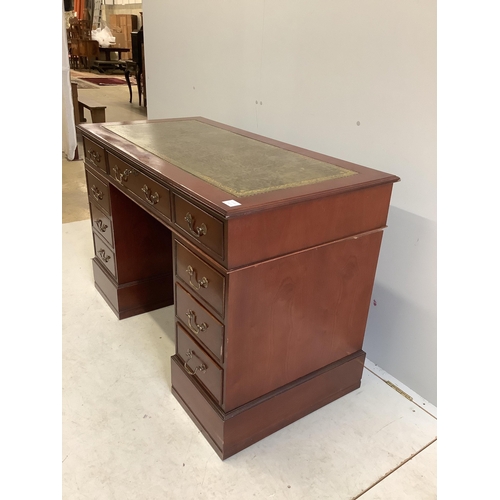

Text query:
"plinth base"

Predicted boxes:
[[171, 350, 366, 460]]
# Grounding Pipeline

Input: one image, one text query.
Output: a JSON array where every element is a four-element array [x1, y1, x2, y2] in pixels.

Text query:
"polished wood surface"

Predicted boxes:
[[223, 229, 384, 411], [78, 117, 399, 459], [79, 117, 399, 218]]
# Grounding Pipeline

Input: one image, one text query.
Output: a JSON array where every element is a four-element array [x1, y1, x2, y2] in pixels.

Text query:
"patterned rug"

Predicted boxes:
[[72, 78, 99, 89]]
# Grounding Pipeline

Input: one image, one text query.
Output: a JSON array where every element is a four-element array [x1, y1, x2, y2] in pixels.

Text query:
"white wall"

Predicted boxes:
[[143, 0, 437, 404]]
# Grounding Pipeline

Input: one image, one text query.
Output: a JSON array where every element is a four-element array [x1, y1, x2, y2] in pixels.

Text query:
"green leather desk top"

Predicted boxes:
[[104, 120, 357, 197]]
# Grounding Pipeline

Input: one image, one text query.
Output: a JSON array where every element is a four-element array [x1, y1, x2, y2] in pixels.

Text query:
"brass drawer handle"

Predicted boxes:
[[183, 349, 207, 376], [94, 219, 108, 232], [186, 265, 209, 290], [87, 149, 101, 164], [186, 310, 208, 335], [97, 248, 111, 263], [91, 185, 103, 201], [142, 184, 160, 205], [184, 212, 207, 238], [112, 165, 134, 185]]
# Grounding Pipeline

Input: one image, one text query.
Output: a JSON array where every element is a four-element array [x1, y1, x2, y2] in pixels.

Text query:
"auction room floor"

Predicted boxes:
[[62, 72, 437, 499]]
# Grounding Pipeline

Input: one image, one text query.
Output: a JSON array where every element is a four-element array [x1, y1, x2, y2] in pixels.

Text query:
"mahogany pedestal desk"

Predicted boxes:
[[77, 117, 399, 460]]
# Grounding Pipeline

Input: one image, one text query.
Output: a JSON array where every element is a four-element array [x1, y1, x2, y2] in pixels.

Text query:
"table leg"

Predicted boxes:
[[136, 70, 142, 107], [124, 69, 132, 103]]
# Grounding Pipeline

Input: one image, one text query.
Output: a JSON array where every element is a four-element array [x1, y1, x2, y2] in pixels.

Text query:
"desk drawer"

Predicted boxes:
[[83, 137, 107, 173], [90, 203, 113, 248], [175, 283, 224, 363], [93, 233, 116, 278], [176, 323, 223, 404], [173, 194, 224, 259], [86, 170, 110, 214], [175, 241, 225, 317], [108, 153, 171, 220]]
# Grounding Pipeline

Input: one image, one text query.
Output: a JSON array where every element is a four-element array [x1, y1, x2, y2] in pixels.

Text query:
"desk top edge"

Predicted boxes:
[[77, 117, 400, 217]]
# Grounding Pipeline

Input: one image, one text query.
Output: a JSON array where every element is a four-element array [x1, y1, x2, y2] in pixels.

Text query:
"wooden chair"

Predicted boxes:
[[67, 19, 96, 70], [78, 40, 99, 70]]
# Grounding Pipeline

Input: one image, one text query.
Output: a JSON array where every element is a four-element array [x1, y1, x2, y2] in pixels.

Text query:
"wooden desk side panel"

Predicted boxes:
[[223, 230, 384, 411], [226, 183, 393, 269]]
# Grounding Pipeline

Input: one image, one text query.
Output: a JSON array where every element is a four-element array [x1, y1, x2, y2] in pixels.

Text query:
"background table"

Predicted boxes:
[[98, 46, 130, 61]]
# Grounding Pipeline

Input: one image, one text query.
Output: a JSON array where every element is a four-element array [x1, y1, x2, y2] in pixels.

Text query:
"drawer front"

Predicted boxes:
[[83, 137, 107, 173], [176, 323, 223, 404], [175, 241, 225, 317], [175, 283, 224, 363], [108, 153, 171, 220], [173, 194, 224, 259], [93, 233, 116, 278], [90, 203, 114, 248], [86, 169, 110, 215]]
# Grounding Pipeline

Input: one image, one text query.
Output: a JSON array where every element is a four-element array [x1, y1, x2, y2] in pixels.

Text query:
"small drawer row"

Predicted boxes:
[[175, 283, 224, 363], [109, 152, 171, 221], [84, 136, 226, 263], [85, 169, 118, 278], [173, 240, 227, 405]]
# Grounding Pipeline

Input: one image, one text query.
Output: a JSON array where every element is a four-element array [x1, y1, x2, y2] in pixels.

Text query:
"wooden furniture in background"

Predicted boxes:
[[71, 81, 107, 125], [123, 29, 146, 106], [77, 117, 399, 459], [108, 14, 138, 53], [98, 46, 130, 61], [78, 97, 107, 124], [123, 12, 146, 106], [124, 60, 139, 104], [129, 29, 146, 106], [67, 18, 99, 70]]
